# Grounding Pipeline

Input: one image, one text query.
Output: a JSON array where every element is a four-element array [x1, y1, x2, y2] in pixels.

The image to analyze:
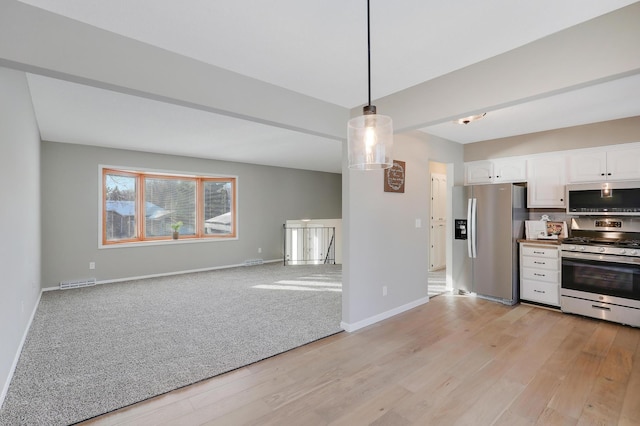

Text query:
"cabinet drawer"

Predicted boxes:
[[522, 268, 559, 283], [521, 245, 558, 259], [521, 279, 559, 306], [522, 256, 559, 271]]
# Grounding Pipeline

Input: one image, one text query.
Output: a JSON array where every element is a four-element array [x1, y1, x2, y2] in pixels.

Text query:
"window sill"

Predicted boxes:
[[99, 236, 238, 249]]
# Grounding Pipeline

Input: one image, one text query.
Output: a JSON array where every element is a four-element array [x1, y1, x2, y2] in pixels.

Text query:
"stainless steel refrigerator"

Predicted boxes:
[[452, 183, 527, 305]]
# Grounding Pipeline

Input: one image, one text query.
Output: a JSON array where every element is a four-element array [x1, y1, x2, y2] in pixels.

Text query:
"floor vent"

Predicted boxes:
[[59, 278, 97, 290], [244, 258, 264, 266]]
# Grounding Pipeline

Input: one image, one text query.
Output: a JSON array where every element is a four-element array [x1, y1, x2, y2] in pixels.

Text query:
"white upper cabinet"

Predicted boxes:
[[493, 158, 527, 183], [527, 155, 566, 208], [465, 158, 526, 185], [606, 147, 640, 181], [567, 151, 606, 182], [465, 161, 493, 184], [568, 145, 640, 183], [464, 143, 640, 207]]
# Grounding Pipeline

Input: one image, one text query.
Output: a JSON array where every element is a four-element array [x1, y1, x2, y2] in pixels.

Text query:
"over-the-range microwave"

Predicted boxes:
[[566, 181, 640, 215]]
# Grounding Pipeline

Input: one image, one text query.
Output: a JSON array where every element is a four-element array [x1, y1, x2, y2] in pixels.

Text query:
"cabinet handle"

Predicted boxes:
[[534, 273, 546, 277], [534, 289, 546, 293], [601, 173, 605, 176], [533, 251, 544, 254], [607, 173, 612, 176]]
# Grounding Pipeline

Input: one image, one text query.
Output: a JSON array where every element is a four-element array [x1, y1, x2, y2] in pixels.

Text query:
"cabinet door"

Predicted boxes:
[[527, 156, 566, 208], [465, 161, 493, 185], [430, 222, 446, 271], [493, 158, 526, 183], [522, 256, 559, 270], [521, 245, 559, 259], [567, 151, 606, 183], [431, 173, 447, 221], [607, 148, 640, 181], [521, 279, 560, 306]]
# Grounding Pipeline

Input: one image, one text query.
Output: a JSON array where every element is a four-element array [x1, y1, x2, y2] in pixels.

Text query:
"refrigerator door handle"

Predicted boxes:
[[467, 198, 474, 258], [469, 198, 478, 258]]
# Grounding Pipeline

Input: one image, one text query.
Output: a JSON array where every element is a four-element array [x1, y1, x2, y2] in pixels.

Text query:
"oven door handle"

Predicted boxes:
[[561, 250, 640, 265]]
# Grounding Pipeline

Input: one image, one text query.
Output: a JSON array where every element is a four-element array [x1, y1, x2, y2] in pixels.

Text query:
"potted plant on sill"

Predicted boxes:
[[171, 221, 183, 240]]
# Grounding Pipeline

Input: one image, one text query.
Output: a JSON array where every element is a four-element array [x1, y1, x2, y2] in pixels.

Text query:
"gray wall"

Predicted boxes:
[[0, 68, 41, 404], [342, 131, 464, 329], [41, 142, 341, 287], [464, 116, 640, 162]]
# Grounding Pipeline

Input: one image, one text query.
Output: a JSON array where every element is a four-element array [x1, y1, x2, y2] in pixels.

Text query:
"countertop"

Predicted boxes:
[[517, 239, 563, 246]]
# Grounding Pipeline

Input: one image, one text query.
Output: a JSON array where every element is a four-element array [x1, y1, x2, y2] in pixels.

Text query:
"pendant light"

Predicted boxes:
[[347, 0, 393, 170]]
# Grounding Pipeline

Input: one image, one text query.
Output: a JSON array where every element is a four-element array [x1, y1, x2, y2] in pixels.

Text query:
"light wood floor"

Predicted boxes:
[[81, 294, 640, 425]]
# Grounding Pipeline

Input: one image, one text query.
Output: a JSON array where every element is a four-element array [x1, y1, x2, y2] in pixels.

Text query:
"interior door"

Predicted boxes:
[[430, 173, 447, 271]]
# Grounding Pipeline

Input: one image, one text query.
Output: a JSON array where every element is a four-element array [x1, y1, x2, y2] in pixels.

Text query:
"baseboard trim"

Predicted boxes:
[[43, 259, 285, 292], [340, 296, 430, 332], [0, 290, 43, 409]]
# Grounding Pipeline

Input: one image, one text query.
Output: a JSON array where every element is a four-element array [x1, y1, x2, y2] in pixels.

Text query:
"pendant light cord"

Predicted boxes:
[[367, 0, 371, 108]]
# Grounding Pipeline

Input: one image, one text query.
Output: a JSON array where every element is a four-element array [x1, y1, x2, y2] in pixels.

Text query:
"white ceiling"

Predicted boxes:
[[14, 0, 640, 173]]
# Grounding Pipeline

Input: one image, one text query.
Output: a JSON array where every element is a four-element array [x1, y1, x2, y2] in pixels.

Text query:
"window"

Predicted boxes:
[[103, 168, 236, 245]]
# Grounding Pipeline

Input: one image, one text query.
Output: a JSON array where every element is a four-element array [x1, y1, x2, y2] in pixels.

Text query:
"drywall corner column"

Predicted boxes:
[[0, 67, 41, 406], [342, 131, 463, 330]]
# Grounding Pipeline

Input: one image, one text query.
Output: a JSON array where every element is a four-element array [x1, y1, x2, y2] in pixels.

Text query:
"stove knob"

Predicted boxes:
[[631, 250, 638, 256], [598, 247, 605, 253], [579, 246, 586, 252], [569, 245, 576, 251], [620, 249, 627, 255]]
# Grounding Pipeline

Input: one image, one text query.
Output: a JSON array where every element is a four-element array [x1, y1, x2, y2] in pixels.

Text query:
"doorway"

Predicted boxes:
[[429, 161, 448, 297]]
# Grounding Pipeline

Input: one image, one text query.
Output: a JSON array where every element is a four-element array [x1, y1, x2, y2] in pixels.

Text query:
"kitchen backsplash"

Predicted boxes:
[[528, 209, 571, 223], [526, 209, 573, 238]]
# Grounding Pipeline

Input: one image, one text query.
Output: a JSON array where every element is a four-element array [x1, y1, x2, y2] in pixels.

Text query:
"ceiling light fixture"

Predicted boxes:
[[454, 113, 487, 125], [347, 0, 393, 170]]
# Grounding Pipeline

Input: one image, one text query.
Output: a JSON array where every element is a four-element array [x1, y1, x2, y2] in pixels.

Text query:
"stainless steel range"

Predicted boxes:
[[560, 217, 640, 328]]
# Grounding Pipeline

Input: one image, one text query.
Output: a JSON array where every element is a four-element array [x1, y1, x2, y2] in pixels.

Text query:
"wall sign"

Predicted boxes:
[[384, 160, 406, 193]]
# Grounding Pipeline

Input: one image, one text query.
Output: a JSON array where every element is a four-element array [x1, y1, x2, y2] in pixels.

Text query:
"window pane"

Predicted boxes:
[[144, 178, 196, 237], [105, 174, 137, 241], [204, 180, 233, 235]]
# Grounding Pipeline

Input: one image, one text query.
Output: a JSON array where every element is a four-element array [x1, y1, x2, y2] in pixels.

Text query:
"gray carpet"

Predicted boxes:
[[0, 263, 342, 425]]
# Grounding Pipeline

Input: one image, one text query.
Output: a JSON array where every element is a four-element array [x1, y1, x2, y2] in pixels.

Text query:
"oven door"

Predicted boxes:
[[561, 251, 640, 301]]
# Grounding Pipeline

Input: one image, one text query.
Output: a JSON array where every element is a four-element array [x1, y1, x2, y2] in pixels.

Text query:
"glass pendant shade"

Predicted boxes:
[[347, 112, 393, 170]]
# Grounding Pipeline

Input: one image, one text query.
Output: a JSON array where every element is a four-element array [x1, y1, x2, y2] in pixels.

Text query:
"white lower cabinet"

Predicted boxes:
[[519, 243, 560, 307]]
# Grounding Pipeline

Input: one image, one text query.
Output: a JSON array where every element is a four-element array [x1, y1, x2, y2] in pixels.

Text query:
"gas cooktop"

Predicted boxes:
[[561, 217, 640, 257], [562, 237, 640, 248]]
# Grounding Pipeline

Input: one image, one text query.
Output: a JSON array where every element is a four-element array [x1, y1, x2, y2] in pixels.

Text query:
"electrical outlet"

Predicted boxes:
[[89, 262, 95, 270], [383, 286, 388, 296]]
